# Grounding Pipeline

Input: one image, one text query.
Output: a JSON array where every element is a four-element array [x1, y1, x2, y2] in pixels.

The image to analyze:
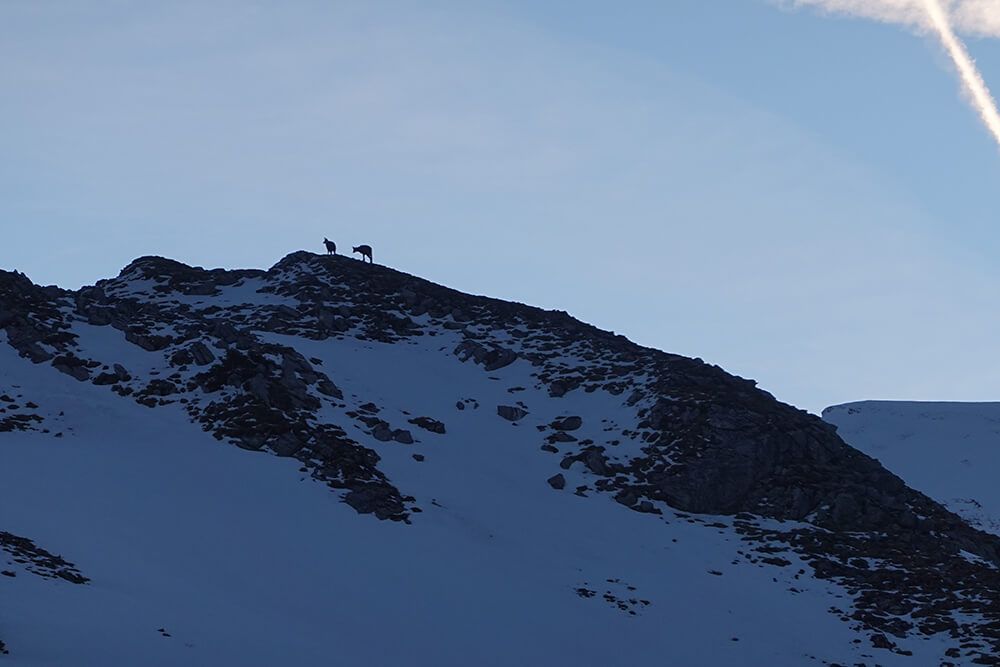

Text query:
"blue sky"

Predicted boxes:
[[4, 0, 1000, 414]]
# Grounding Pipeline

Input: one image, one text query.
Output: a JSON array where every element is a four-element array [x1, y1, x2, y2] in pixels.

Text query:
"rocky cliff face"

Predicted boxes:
[[2, 252, 1000, 663]]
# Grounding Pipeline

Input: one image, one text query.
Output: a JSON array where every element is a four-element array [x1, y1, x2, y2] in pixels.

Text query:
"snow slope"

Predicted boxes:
[[824, 401, 1000, 537], [1, 332, 908, 667]]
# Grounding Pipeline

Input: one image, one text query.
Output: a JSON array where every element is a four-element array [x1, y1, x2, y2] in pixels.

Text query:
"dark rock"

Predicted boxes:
[[583, 448, 609, 476], [271, 432, 305, 456], [189, 342, 216, 366], [124, 329, 171, 352], [93, 372, 119, 385], [144, 380, 177, 397], [547, 474, 566, 490], [552, 415, 583, 431], [51, 354, 90, 381], [372, 424, 393, 442], [497, 405, 528, 421], [392, 429, 414, 444], [343, 482, 406, 521], [897, 508, 918, 529], [408, 416, 446, 434], [831, 493, 859, 527], [316, 380, 343, 399], [454, 340, 517, 371]]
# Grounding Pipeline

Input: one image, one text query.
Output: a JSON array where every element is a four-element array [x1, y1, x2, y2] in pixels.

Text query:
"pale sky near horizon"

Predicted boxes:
[[4, 1, 1000, 415]]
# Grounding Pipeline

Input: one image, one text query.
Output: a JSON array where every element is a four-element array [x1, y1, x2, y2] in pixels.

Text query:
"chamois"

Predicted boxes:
[[353, 245, 373, 264], [323, 238, 336, 255]]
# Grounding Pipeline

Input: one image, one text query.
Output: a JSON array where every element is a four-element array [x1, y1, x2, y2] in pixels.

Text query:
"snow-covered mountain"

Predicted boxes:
[[2, 252, 999, 666]]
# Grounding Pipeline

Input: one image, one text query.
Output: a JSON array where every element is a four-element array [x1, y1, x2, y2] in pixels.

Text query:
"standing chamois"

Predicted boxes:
[[323, 238, 337, 255], [353, 245, 373, 263]]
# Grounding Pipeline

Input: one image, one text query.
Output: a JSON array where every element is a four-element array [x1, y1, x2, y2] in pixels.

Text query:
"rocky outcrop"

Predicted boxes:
[[0, 530, 89, 584], [0, 269, 76, 362]]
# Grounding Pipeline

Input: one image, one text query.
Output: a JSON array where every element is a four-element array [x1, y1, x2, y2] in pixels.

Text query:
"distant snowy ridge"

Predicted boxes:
[[2, 253, 1000, 665], [825, 400, 1000, 537]]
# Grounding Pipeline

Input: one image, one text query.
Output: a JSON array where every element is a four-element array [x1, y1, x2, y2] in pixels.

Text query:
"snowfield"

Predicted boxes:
[[0, 334, 932, 667]]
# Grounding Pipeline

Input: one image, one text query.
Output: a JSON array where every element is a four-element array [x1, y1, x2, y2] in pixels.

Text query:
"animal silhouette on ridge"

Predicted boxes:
[[323, 238, 336, 255], [353, 245, 373, 264]]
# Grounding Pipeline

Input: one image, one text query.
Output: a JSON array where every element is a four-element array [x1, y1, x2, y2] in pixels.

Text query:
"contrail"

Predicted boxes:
[[922, 0, 1000, 149]]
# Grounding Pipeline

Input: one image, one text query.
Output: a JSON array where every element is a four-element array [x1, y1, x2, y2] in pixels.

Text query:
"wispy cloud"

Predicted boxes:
[[787, 0, 1000, 36], [786, 0, 1000, 149]]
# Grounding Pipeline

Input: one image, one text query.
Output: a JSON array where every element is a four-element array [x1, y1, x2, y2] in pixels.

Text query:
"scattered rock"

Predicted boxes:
[[189, 341, 216, 366], [408, 417, 446, 434], [0, 530, 89, 584], [497, 405, 528, 421], [454, 340, 518, 371], [551, 416, 582, 431], [392, 429, 414, 444], [371, 424, 394, 442], [51, 354, 91, 381]]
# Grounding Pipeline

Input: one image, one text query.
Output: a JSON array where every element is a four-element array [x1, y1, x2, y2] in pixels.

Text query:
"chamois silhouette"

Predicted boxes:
[[353, 245, 373, 264], [323, 238, 336, 255]]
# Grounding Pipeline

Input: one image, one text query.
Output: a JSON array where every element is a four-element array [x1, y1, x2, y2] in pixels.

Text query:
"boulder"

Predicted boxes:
[[51, 355, 90, 382], [497, 405, 528, 422], [454, 340, 518, 371], [371, 424, 394, 441], [316, 380, 343, 399], [551, 416, 582, 431], [583, 448, 609, 476], [408, 417, 446, 434], [189, 342, 216, 366]]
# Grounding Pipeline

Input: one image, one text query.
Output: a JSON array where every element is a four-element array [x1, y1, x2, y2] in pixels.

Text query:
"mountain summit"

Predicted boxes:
[[2, 252, 999, 665]]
